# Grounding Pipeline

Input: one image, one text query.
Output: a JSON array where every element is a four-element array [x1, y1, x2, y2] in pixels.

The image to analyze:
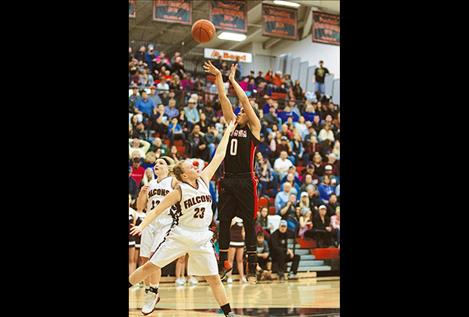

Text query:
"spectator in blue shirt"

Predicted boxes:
[[318, 175, 336, 204], [167, 117, 185, 144], [164, 98, 179, 119], [148, 86, 162, 106], [135, 91, 155, 116], [184, 97, 200, 130], [275, 182, 293, 214]]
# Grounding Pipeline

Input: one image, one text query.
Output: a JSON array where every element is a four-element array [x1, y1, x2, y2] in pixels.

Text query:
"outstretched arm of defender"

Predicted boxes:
[[200, 119, 237, 183], [203, 61, 236, 122]]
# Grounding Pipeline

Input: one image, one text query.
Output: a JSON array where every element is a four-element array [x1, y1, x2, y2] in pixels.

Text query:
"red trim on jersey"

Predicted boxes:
[[249, 142, 259, 220]]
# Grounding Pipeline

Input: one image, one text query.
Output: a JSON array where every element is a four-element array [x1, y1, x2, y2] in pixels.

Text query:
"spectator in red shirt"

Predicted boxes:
[[130, 157, 145, 187]]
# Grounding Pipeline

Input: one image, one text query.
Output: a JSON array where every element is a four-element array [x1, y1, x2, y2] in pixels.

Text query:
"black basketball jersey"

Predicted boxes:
[[224, 124, 260, 175]]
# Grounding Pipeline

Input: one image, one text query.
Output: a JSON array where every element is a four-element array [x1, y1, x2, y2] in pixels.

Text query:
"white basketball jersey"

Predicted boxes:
[[177, 178, 213, 230], [147, 176, 175, 228]]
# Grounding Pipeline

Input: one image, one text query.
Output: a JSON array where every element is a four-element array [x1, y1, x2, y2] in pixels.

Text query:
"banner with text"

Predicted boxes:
[[262, 4, 298, 40], [312, 11, 340, 46], [153, 0, 192, 25], [209, 0, 247, 33], [204, 48, 252, 63]]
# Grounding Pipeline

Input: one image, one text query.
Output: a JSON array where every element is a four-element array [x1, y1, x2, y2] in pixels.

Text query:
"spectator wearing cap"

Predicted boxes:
[[148, 86, 162, 106], [129, 166, 138, 201], [164, 98, 179, 119], [184, 98, 200, 131], [270, 220, 301, 280], [330, 207, 340, 247], [309, 205, 333, 247], [129, 138, 150, 158], [274, 150, 293, 181], [314, 60, 330, 97], [275, 136, 293, 160], [134, 90, 155, 117], [318, 175, 336, 204]]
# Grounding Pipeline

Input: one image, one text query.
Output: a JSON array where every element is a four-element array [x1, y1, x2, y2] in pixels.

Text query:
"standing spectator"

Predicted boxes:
[[274, 151, 293, 180], [184, 98, 200, 130], [314, 60, 330, 97], [130, 156, 145, 187], [129, 138, 150, 158], [330, 207, 340, 247], [318, 175, 335, 204], [270, 220, 300, 280]]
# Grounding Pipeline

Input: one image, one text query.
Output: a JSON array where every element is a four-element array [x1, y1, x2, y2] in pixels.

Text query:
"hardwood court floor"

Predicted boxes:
[[129, 277, 339, 316]]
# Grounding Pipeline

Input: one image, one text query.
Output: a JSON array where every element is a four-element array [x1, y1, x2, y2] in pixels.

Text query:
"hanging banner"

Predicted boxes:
[[153, 0, 192, 25], [262, 4, 298, 40], [209, 0, 247, 33], [204, 48, 252, 63], [129, 0, 136, 18], [312, 11, 340, 46]]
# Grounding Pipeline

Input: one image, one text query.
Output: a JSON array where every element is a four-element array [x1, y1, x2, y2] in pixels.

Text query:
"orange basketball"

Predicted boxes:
[[192, 19, 216, 43]]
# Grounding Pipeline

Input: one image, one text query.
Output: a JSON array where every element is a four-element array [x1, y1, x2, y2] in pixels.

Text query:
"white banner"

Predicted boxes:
[[204, 48, 252, 63]]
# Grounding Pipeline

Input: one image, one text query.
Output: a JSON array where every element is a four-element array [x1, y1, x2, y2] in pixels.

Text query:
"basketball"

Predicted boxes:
[[191, 19, 216, 43]]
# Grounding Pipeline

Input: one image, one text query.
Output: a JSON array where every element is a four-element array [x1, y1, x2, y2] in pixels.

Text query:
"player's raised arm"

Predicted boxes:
[[200, 119, 237, 183], [136, 184, 149, 211], [130, 188, 182, 235], [203, 61, 236, 122], [228, 63, 261, 132]]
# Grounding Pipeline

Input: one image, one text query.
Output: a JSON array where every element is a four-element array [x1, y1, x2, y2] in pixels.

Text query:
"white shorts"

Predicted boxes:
[[150, 226, 217, 276], [139, 226, 155, 258]]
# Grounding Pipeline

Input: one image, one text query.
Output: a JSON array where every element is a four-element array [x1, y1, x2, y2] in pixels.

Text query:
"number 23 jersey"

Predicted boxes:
[[177, 178, 213, 231]]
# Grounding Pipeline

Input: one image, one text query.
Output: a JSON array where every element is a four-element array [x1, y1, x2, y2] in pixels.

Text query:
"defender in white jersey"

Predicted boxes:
[[136, 156, 177, 315], [130, 119, 238, 317]]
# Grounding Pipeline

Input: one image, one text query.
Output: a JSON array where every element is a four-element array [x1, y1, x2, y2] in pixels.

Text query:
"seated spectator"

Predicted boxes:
[[300, 173, 319, 193], [333, 140, 340, 160], [167, 117, 185, 144], [262, 96, 275, 114], [142, 151, 157, 170], [275, 135, 294, 161], [134, 90, 155, 117], [256, 153, 277, 197], [150, 104, 169, 136], [168, 145, 182, 163], [318, 123, 335, 143], [156, 76, 170, 94], [327, 153, 340, 176], [290, 132, 304, 164], [309, 205, 334, 248], [280, 172, 300, 197], [150, 137, 169, 157], [148, 86, 162, 108], [281, 166, 301, 185], [262, 106, 281, 129], [327, 194, 339, 218], [129, 85, 140, 110], [187, 124, 209, 161], [312, 152, 325, 176], [239, 76, 249, 91], [142, 167, 155, 185], [274, 151, 293, 180], [278, 193, 299, 235], [164, 98, 179, 119], [306, 184, 323, 215], [129, 138, 150, 158], [318, 175, 336, 204], [303, 135, 322, 164], [256, 134, 273, 161], [292, 80, 303, 100], [272, 71, 283, 87], [300, 164, 320, 185], [256, 231, 273, 281], [275, 182, 293, 214], [298, 192, 312, 216], [298, 210, 313, 239], [330, 207, 340, 247], [131, 121, 146, 140], [256, 207, 273, 238], [310, 114, 322, 135], [199, 112, 209, 134], [277, 105, 299, 123], [129, 166, 138, 201], [184, 98, 200, 131], [270, 220, 300, 280], [294, 116, 308, 140], [335, 183, 340, 199], [204, 125, 221, 158]]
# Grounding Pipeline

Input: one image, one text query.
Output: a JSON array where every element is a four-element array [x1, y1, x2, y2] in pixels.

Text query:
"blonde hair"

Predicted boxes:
[[172, 160, 186, 182]]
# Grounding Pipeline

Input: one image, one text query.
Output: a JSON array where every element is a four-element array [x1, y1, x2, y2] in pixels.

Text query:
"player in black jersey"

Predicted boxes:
[[204, 61, 261, 283]]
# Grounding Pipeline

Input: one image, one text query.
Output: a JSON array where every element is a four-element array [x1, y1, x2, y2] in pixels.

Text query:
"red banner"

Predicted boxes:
[[153, 0, 192, 25], [262, 4, 298, 40], [209, 0, 247, 33], [312, 11, 340, 46]]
